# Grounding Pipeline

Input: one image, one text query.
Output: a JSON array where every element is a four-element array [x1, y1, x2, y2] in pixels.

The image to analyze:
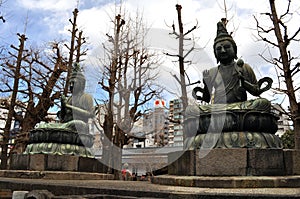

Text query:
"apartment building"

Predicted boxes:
[[168, 98, 184, 147]]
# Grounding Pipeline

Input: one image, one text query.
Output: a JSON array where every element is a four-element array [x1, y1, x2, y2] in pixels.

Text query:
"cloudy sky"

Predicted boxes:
[[1, 0, 300, 108]]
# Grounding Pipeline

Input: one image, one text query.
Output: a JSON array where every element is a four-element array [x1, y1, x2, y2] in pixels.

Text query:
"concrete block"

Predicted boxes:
[[284, 149, 294, 175], [196, 148, 247, 176], [248, 148, 285, 176], [292, 150, 300, 175], [46, 155, 78, 171], [9, 154, 29, 170], [178, 150, 195, 176], [78, 157, 105, 172], [94, 159, 107, 173], [168, 150, 195, 176], [168, 151, 178, 175], [29, 154, 46, 171], [284, 149, 300, 175]]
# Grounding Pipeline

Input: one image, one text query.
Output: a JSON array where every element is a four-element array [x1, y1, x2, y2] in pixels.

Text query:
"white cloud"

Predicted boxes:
[[17, 0, 78, 11], [10, 0, 300, 105]]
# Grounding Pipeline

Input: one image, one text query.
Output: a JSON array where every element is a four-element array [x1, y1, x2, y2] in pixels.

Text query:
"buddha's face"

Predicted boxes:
[[69, 77, 85, 95], [215, 40, 236, 64]]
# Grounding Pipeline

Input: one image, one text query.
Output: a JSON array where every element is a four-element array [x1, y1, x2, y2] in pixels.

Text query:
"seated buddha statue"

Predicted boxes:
[[37, 63, 94, 133], [184, 20, 281, 149], [25, 63, 95, 157]]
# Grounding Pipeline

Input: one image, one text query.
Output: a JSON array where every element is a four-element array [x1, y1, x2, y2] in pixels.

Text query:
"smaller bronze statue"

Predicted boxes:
[[25, 63, 95, 157], [58, 63, 94, 132], [184, 20, 281, 149]]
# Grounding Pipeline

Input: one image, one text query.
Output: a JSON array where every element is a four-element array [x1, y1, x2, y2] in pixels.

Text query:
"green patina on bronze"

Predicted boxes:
[[184, 132, 282, 150], [185, 20, 281, 149], [25, 63, 95, 157]]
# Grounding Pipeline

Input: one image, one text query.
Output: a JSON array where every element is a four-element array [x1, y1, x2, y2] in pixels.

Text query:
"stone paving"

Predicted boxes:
[[152, 174, 300, 188], [1, 171, 300, 198]]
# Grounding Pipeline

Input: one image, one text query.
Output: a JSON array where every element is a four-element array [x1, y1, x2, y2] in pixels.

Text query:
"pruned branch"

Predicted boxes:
[[288, 26, 300, 42], [291, 62, 300, 76], [279, 0, 291, 19], [164, 52, 180, 58], [0, 16, 5, 23], [184, 21, 198, 37]]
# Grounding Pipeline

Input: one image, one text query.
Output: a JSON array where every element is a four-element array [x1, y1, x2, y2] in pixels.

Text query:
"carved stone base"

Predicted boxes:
[[197, 110, 278, 134], [24, 128, 94, 157], [29, 128, 94, 147], [24, 143, 94, 158], [184, 132, 282, 150]]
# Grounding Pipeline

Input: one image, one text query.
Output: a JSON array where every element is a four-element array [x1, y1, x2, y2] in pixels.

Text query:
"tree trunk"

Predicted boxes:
[[0, 34, 26, 169], [102, 114, 114, 173], [269, 0, 300, 149], [176, 4, 188, 111], [101, 14, 122, 176], [112, 125, 123, 180], [64, 8, 79, 95], [294, 105, 300, 149]]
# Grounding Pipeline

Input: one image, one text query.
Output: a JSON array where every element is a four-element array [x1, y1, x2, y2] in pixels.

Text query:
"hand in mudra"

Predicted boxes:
[[203, 69, 211, 84], [61, 95, 67, 107]]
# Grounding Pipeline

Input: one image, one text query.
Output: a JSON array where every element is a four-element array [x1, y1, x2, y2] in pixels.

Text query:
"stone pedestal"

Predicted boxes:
[[168, 148, 286, 176], [284, 149, 300, 175], [9, 154, 107, 173]]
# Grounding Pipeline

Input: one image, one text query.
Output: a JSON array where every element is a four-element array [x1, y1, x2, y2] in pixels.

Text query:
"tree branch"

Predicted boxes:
[[279, 0, 291, 19]]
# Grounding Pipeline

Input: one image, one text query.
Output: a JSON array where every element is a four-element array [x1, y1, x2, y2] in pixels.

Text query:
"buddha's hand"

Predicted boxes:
[[61, 95, 68, 108], [192, 87, 205, 101], [202, 69, 210, 84], [237, 71, 245, 88], [257, 77, 273, 94], [59, 95, 68, 121]]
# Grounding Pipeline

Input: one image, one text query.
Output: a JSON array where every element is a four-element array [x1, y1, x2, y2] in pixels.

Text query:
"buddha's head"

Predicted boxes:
[[69, 63, 86, 95], [213, 19, 237, 64]]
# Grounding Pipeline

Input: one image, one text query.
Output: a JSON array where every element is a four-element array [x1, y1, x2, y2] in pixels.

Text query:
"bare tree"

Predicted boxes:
[[0, 34, 67, 168], [166, 4, 199, 111], [0, 34, 26, 169], [115, 13, 162, 144], [0, 8, 87, 168], [98, 13, 124, 176], [63, 8, 88, 96], [254, 0, 300, 149], [98, 9, 162, 178]]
